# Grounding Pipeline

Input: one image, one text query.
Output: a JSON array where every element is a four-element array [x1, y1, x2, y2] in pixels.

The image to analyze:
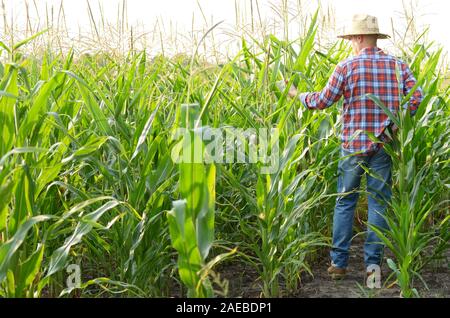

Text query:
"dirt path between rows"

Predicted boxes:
[[222, 236, 449, 298], [293, 236, 449, 298]]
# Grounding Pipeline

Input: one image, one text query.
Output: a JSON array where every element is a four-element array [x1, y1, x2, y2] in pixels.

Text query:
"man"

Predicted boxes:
[[288, 14, 423, 280]]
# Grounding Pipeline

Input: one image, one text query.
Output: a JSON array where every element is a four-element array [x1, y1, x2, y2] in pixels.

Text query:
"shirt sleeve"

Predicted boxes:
[[299, 63, 346, 110], [402, 63, 423, 116]]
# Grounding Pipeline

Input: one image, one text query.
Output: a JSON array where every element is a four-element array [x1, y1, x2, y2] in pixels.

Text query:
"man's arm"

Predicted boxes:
[[289, 63, 346, 110], [401, 63, 423, 116]]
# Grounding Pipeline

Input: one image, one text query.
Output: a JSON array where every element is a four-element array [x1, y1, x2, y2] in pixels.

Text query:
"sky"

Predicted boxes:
[[1, 0, 449, 56]]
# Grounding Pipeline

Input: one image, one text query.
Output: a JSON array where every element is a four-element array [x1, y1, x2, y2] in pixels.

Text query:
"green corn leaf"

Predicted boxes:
[[131, 103, 160, 161], [10, 165, 36, 235], [167, 200, 204, 294], [0, 66, 18, 157], [62, 70, 113, 136], [0, 215, 53, 282], [366, 93, 400, 127], [0, 41, 11, 54], [294, 9, 318, 73], [19, 72, 65, 142], [16, 244, 45, 296], [0, 181, 14, 232], [13, 29, 48, 51], [61, 136, 110, 164], [46, 199, 120, 277], [196, 164, 215, 260]]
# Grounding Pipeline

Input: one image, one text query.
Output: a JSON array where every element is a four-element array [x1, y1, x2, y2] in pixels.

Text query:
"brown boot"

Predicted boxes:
[[327, 265, 347, 280]]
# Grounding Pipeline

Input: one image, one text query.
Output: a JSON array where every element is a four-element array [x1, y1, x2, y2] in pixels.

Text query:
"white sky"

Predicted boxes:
[[1, 0, 449, 56]]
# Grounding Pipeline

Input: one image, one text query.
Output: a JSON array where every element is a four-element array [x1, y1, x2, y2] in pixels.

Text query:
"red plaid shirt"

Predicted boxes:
[[299, 46, 423, 154]]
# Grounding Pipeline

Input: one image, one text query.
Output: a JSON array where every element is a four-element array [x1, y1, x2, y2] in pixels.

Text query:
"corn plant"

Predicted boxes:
[[368, 44, 449, 298], [167, 103, 216, 297]]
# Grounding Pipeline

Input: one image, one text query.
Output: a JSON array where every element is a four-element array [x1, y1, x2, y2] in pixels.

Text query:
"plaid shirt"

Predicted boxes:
[[299, 46, 423, 154]]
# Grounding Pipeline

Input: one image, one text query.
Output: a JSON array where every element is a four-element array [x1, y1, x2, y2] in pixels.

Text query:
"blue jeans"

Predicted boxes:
[[330, 146, 391, 269]]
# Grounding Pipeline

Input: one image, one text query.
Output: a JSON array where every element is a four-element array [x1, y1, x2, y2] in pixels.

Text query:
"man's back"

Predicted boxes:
[[299, 46, 423, 153]]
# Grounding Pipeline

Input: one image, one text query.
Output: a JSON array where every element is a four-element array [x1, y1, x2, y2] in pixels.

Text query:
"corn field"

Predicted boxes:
[[0, 8, 449, 299]]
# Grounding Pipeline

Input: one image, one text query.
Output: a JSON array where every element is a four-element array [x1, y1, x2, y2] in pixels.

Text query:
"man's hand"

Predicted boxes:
[[277, 79, 299, 98], [288, 85, 298, 98]]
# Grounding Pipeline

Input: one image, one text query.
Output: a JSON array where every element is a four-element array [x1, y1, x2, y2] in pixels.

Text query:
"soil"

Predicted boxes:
[[219, 236, 449, 298]]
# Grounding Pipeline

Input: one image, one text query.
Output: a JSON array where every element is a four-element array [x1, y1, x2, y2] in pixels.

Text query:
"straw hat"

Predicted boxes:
[[337, 14, 390, 39]]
